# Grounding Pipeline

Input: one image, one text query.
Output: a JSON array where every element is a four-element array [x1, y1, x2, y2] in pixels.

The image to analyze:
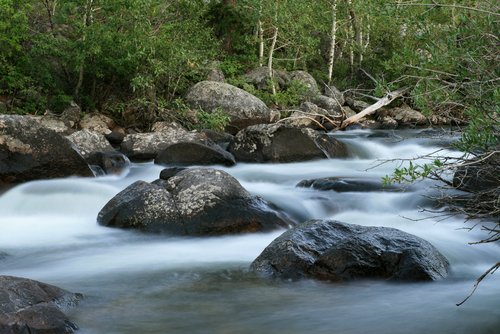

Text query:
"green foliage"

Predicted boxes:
[[457, 107, 499, 153], [196, 108, 231, 132], [0, 0, 497, 155], [48, 95, 73, 113], [169, 98, 230, 132], [0, 0, 218, 114], [382, 159, 443, 185]]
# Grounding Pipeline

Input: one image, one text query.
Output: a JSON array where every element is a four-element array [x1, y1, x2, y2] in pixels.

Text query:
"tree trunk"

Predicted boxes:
[[74, 0, 93, 98], [268, 26, 278, 95], [327, 0, 338, 85], [258, 20, 264, 66], [347, 0, 360, 70]]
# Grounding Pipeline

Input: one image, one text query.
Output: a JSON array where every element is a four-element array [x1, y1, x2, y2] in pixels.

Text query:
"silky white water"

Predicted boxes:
[[0, 129, 498, 334]]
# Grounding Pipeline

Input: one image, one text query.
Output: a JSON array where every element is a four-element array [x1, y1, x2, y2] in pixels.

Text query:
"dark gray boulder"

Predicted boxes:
[[105, 128, 126, 146], [228, 123, 348, 163], [297, 177, 401, 192], [0, 115, 93, 186], [200, 129, 234, 148], [185, 81, 275, 134], [97, 168, 292, 235], [155, 142, 236, 167], [251, 220, 449, 281], [97, 181, 183, 233], [120, 125, 207, 160], [0, 275, 82, 334], [159, 167, 187, 181]]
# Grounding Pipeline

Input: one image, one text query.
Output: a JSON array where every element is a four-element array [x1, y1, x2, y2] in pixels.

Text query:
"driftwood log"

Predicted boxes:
[[340, 87, 409, 129]]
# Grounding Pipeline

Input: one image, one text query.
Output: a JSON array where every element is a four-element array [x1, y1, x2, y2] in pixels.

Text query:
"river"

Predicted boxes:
[[1, 129, 499, 334]]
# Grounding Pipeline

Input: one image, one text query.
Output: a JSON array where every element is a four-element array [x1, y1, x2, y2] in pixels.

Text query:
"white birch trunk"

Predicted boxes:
[[327, 0, 338, 85], [268, 26, 278, 95]]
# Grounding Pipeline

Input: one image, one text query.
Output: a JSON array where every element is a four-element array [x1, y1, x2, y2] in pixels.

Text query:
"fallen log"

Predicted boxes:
[[340, 87, 409, 129]]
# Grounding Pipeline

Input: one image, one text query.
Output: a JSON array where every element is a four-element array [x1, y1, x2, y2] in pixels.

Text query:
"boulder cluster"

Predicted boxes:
[[0, 69, 461, 333]]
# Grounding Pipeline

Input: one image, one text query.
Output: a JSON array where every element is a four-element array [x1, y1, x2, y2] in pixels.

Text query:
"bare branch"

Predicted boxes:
[[456, 262, 500, 306]]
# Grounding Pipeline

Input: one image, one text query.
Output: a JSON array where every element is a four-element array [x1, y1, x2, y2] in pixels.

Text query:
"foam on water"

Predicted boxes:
[[0, 128, 498, 334]]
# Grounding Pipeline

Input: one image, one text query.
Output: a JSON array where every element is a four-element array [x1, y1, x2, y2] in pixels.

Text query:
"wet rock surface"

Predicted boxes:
[[0, 115, 93, 185], [297, 177, 401, 192], [251, 220, 450, 281], [0, 275, 82, 334], [98, 168, 292, 235], [228, 123, 348, 163], [155, 141, 236, 167]]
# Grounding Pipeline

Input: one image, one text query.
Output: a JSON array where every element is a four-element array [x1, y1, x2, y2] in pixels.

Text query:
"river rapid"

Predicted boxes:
[[0, 129, 499, 334]]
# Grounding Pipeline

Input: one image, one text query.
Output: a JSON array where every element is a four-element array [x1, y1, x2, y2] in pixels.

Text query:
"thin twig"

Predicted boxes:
[[456, 262, 500, 306]]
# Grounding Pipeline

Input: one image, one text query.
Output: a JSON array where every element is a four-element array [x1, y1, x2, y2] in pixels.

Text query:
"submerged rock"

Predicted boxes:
[[0, 115, 93, 185], [251, 220, 449, 281], [97, 168, 292, 236], [297, 177, 401, 192], [0, 275, 82, 334], [228, 123, 348, 163]]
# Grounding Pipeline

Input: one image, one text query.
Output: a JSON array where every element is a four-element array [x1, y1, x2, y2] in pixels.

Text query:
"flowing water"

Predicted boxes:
[[0, 129, 499, 334]]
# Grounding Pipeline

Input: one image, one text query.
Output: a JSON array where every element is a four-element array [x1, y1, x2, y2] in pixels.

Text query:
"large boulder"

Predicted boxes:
[[120, 124, 207, 160], [155, 142, 236, 167], [185, 81, 274, 134], [228, 123, 348, 162], [251, 220, 450, 281], [66, 129, 115, 158], [287, 71, 319, 96], [0, 275, 81, 334], [97, 168, 292, 235], [0, 115, 94, 185]]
